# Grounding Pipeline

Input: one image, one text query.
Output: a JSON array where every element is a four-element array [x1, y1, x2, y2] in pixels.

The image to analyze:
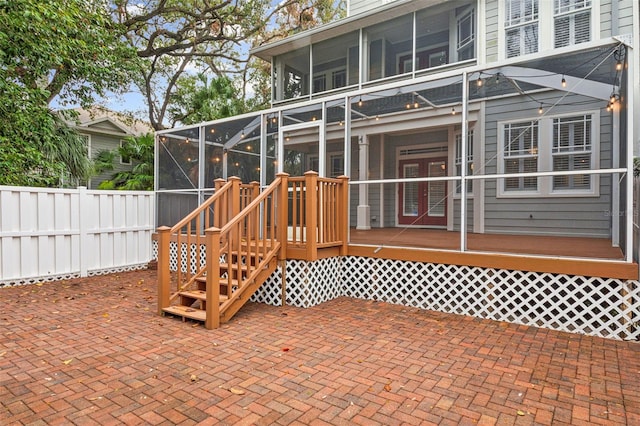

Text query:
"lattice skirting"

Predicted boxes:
[[155, 238, 640, 340]]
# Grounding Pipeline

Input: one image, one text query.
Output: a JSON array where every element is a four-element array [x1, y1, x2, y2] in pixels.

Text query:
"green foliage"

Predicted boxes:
[[169, 74, 247, 126], [0, 0, 137, 187], [97, 134, 154, 190]]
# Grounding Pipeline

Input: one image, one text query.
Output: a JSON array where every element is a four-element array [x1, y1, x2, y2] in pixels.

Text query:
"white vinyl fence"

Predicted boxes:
[[0, 186, 154, 287]]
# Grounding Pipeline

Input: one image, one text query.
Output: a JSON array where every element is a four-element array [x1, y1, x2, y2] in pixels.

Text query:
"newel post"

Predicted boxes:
[[157, 226, 171, 315], [304, 171, 318, 261], [338, 175, 350, 255], [229, 176, 242, 217], [276, 173, 289, 260], [205, 227, 221, 330], [213, 178, 226, 228]]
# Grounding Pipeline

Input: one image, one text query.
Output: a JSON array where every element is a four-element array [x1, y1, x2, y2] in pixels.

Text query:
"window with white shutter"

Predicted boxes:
[[552, 115, 592, 190], [503, 121, 538, 192], [554, 0, 591, 48], [505, 0, 539, 58]]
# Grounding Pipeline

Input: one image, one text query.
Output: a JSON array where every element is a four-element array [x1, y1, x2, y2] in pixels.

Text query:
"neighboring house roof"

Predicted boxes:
[[65, 107, 154, 137]]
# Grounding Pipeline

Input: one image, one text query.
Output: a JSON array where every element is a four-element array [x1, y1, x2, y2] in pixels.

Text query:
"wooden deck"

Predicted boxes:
[[347, 228, 637, 280]]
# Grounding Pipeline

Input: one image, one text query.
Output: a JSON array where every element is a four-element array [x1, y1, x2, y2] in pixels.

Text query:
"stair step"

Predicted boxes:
[[179, 290, 228, 302], [195, 276, 240, 287], [163, 305, 206, 322]]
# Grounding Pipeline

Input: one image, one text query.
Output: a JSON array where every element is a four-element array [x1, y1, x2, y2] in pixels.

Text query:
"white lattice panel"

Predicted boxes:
[[342, 256, 640, 341], [250, 266, 283, 306], [286, 258, 342, 308]]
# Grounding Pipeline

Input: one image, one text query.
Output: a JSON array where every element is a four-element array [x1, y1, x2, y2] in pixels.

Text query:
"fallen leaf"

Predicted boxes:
[[229, 387, 245, 395], [384, 384, 391, 392], [190, 374, 197, 382], [282, 348, 290, 352], [35, 283, 43, 287], [24, 316, 33, 321], [517, 410, 526, 416], [191, 323, 199, 328], [63, 359, 73, 365], [102, 313, 109, 318], [0, 351, 6, 357]]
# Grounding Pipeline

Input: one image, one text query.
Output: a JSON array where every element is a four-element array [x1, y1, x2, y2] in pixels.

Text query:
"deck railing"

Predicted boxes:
[[156, 177, 260, 314], [157, 172, 349, 325]]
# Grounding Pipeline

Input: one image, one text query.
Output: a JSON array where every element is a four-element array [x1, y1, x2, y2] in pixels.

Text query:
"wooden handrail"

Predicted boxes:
[[220, 177, 283, 234], [170, 180, 233, 233]]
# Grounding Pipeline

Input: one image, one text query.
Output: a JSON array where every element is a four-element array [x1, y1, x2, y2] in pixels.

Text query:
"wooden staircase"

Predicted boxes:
[[156, 172, 349, 329]]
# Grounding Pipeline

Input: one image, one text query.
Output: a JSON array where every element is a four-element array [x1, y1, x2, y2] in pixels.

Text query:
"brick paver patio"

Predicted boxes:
[[1, 270, 639, 425]]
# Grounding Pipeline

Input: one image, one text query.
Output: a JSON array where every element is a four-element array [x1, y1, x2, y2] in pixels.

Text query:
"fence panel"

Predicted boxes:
[[0, 186, 154, 287]]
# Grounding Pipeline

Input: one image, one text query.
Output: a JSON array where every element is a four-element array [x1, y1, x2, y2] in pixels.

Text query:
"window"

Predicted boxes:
[[502, 121, 538, 192], [455, 130, 474, 194], [505, 0, 539, 58], [552, 115, 592, 190], [554, 0, 591, 48], [313, 75, 326, 93], [457, 8, 475, 61], [120, 139, 132, 165], [332, 70, 346, 89], [499, 112, 598, 197], [329, 154, 344, 178]]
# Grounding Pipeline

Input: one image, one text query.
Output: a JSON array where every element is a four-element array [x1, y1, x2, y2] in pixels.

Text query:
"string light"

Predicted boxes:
[[210, 128, 215, 134], [451, 107, 456, 115], [375, 115, 380, 121], [538, 104, 543, 114], [358, 96, 363, 107], [476, 72, 483, 87], [561, 75, 566, 88], [240, 130, 245, 138], [495, 73, 500, 84]]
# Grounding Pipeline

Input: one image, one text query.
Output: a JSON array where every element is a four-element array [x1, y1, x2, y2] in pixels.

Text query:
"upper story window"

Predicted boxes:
[[457, 8, 475, 61], [505, 0, 539, 58], [554, 0, 591, 48], [120, 139, 132, 165]]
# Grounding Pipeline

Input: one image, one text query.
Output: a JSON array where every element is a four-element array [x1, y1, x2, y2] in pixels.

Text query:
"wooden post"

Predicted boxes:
[[276, 173, 289, 260], [157, 226, 171, 315], [213, 178, 226, 228], [338, 175, 350, 256], [249, 181, 260, 239], [205, 227, 221, 330], [304, 171, 318, 261]]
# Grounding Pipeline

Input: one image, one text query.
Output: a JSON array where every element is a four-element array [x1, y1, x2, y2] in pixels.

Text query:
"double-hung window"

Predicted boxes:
[[499, 112, 597, 197], [503, 121, 538, 192], [455, 129, 474, 194], [457, 8, 475, 61], [552, 114, 592, 190], [554, 0, 591, 47], [505, 0, 539, 58]]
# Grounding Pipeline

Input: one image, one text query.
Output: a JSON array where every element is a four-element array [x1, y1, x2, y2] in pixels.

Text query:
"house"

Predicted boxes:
[[154, 0, 640, 340], [67, 107, 153, 189]]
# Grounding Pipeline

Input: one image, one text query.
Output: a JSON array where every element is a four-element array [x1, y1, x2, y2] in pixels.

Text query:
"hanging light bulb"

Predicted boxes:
[[451, 106, 456, 115], [616, 60, 623, 71], [414, 100, 419, 108], [375, 115, 380, 121], [476, 77, 483, 87], [241, 130, 245, 138], [210, 128, 215, 134], [538, 104, 543, 114], [495, 73, 500, 84], [561, 75, 566, 88], [358, 96, 363, 107], [610, 93, 617, 104], [606, 102, 612, 112]]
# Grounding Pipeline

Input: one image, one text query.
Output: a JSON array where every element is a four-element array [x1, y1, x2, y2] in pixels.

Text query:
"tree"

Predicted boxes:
[[97, 134, 155, 190], [114, 0, 345, 129], [0, 0, 138, 186], [168, 73, 246, 126]]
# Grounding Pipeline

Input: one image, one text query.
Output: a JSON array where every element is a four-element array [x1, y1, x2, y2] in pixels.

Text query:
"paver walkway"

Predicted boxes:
[[1, 270, 639, 425]]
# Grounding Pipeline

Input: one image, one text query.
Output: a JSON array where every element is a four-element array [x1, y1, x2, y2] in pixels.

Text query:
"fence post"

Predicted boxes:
[[304, 171, 318, 261], [338, 175, 350, 256], [78, 186, 89, 277], [205, 227, 221, 330], [157, 226, 171, 315]]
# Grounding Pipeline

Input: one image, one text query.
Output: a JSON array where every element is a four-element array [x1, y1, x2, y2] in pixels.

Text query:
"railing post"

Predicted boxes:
[[249, 181, 260, 240], [277, 173, 289, 260], [205, 227, 221, 330], [229, 176, 242, 252], [157, 226, 171, 315], [338, 175, 350, 256], [213, 178, 226, 228], [305, 171, 318, 261]]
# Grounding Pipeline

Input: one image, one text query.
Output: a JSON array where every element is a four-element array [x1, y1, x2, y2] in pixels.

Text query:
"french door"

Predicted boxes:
[[398, 157, 447, 226]]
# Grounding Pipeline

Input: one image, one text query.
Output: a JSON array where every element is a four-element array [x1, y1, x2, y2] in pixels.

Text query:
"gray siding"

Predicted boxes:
[[349, 0, 388, 16], [88, 133, 133, 190], [484, 0, 500, 63], [483, 94, 612, 237]]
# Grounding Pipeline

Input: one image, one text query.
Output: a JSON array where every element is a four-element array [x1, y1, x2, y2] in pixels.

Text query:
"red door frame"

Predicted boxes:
[[398, 157, 447, 226]]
